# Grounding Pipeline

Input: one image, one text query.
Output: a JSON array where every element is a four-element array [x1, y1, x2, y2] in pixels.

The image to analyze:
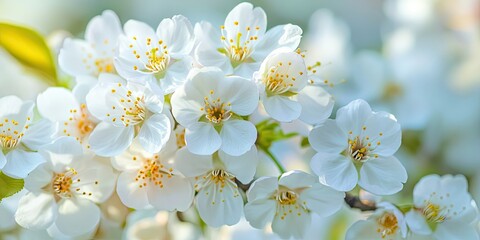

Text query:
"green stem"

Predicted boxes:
[[261, 147, 286, 174]]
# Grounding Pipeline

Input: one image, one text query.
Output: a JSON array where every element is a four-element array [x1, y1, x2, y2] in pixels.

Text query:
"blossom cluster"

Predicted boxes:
[[0, 2, 479, 239]]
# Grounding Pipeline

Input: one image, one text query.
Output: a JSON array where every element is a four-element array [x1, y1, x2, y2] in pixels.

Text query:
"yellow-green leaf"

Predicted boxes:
[[0, 171, 24, 202], [0, 22, 58, 85]]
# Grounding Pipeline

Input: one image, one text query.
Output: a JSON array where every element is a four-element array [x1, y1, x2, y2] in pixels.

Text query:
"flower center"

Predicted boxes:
[[94, 57, 115, 74], [422, 202, 447, 223], [376, 212, 399, 238], [346, 129, 383, 163], [135, 156, 172, 189], [131, 38, 170, 77], [0, 118, 26, 150], [201, 90, 232, 124], [52, 168, 77, 199], [109, 84, 147, 127], [175, 128, 186, 149], [64, 104, 96, 143], [208, 169, 234, 185], [276, 190, 298, 205], [263, 63, 298, 95], [219, 23, 260, 67]]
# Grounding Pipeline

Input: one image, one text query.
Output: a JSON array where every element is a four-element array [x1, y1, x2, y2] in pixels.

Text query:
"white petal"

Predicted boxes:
[[3, 150, 45, 179], [88, 122, 134, 157], [219, 76, 259, 116], [271, 204, 310, 239], [55, 198, 100, 236], [220, 120, 256, 156], [297, 85, 334, 125], [170, 85, 204, 127], [300, 183, 344, 217], [85, 10, 122, 50], [156, 15, 194, 57], [345, 220, 385, 240], [278, 170, 317, 189], [308, 119, 347, 154], [58, 39, 97, 77], [196, 182, 243, 227], [219, 146, 258, 184], [244, 199, 277, 229], [116, 171, 150, 209], [41, 136, 83, 173], [246, 176, 278, 202], [138, 114, 171, 153], [72, 160, 116, 203], [21, 119, 55, 150], [185, 122, 221, 155], [174, 147, 213, 177], [195, 41, 232, 73], [15, 192, 57, 230], [405, 210, 432, 235], [0, 151, 5, 170], [413, 174, 441, 206], [336, 99, 373, 134], [37, 87, 79, 122], [0, 95, 24, 117], [161, 58, 192, 94], [147, 174, 193, 211], [310, 152, 358, 191], [225, 3, 266, 41], [252, 24, 302, 61], [365, 111, 402, 156], [262, 95, 301, 122], [24, 164, 53, 191], [358, 156, 407, 195]]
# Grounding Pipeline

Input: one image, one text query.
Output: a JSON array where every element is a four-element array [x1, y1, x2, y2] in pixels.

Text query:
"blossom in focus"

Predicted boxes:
[[244, 170, 344, 239], [254, 48, 334, 124], [115, 15, 194, 94], [15, 137, 116, 237], [112, 140, 193, 211], [346, 202, 407, 240], [59, 10, 122, 77], [405, 174, 479, 239], [309, 99, 407, 195], [171, 67, 258, 156], [175, 146, 258, 227], [86, 73, 171, 156], [0, 95, 55, 179], [194, 2, 302, 78]]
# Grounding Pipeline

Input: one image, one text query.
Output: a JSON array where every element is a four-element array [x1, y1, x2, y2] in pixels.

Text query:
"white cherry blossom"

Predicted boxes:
[[254, 48, 334, 124], [171, 67, 258, 156], [309, 99, 407, 195], [59, 10, 122, 77], [244, 170, 344, 239], [115, 15, 194, 94], [346, 202, 407, 240], [15, 137, 116, 237], [194, 2, 302, 78], [405, 174, 479, 240], [112, 140, 193, 211], [86, 73, 171, 156], [0, 95, 55, 179], [175, 146, 258, 227]]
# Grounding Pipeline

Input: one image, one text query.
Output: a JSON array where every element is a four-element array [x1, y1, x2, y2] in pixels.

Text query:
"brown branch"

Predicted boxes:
[[344, 193, 376, 211]]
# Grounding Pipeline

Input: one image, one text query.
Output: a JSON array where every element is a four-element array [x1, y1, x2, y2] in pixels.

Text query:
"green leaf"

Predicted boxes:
[[0, 171, 24, 202], [0, 22, 58, 85]]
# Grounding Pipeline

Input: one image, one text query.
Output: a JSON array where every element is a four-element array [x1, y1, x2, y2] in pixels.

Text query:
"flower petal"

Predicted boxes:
[[308, 119, 347, 154], [88, 122, 134, 157], [345, 220, 382, 240], [271, 203, 310, 239], [252, 24, 302, 61], [3, 150, 45, 179], [262, 95, 301, 122], [220, 120, 257, 156], [336, 99, 372, 135], [156, 15, 194, 57], [434, 222, 479, 240], [0, 151, 6, 170], [55, 198, 100, 236], [21, 119, 55, 150], [161, 58, 192, 94], [364, 111, 402, 156], [219, 146, 258, 184], [310, 152, 358, 191], [15, 192, 57, 230], [218, 76, 259, 116], [138, 114, 171, 153], [37, 87, 79, 122], [244, 199, 277, 229], [358, 156, 407, 195], [147, 174, 193, 211], [300, 183, 345, 217], [196, 182, 243, 227], [278, 170, 317, 189], [24, 164, 53, 191], [246, 176, 278, 202], [174, 147, 213, 177], [41, 136, 83, 172], [185, 122, 221, 155], [405, 210, 432, 235], [116, 171, 150, 209], [297, 85, 334, 125]]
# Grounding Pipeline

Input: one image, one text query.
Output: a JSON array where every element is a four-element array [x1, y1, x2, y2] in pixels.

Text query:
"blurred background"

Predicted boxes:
[[0, 0, 479, 239]]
